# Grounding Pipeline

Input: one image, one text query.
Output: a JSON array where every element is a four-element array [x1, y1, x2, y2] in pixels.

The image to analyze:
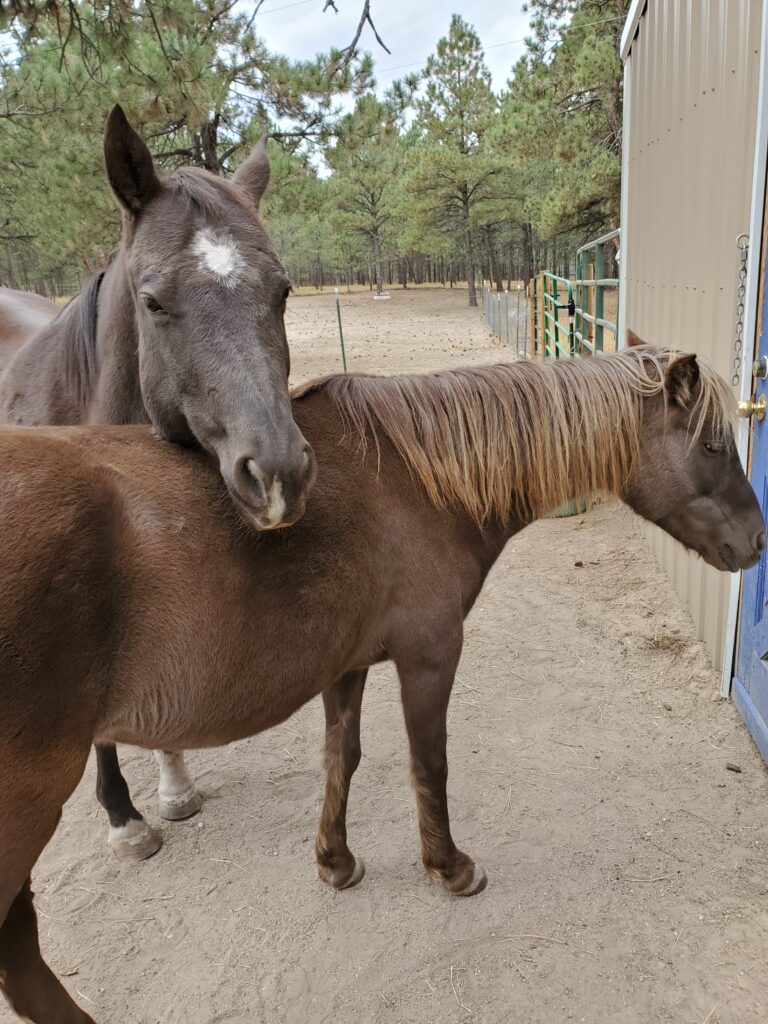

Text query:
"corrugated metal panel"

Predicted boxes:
[[623, 0, 763, 670]]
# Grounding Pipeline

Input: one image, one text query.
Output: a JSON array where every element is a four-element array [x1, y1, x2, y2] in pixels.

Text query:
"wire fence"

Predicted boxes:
[[481, 284, 531, 356]]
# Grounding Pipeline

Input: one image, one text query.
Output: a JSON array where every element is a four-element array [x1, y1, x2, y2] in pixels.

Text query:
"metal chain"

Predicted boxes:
[[732, 233, 750, 387]]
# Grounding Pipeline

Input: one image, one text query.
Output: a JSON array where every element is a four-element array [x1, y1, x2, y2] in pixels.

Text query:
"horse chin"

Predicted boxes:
[[655, 516, 761, 573], [700, 543, 761, 573], [227, 488, 303, 532]]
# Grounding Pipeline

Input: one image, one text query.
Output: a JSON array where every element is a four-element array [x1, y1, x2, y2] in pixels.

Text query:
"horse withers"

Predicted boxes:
[[0, 106, 317, 860], [0, 346, 763, 1023]]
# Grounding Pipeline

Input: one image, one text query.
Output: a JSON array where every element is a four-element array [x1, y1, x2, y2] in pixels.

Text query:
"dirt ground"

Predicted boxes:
[[6, 287, 768, 1024]]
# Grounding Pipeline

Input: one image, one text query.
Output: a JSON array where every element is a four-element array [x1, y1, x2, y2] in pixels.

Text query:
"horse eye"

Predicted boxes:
[[703, 441, 723, 455], [141, 294, 163, 314], [283, 284, 292, 302]]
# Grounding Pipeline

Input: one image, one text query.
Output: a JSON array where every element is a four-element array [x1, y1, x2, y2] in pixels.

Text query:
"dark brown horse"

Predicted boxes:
[[0, 106, 317, 863], [0, 346, 764, 1023]]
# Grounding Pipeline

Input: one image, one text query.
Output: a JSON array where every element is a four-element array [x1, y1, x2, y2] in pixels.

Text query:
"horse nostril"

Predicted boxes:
[[234, 456, 267, 508], [756, 530, 767, 553]]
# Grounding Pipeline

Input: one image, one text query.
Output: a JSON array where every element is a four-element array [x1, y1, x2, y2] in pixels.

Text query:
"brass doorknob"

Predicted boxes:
[[738, 395, 767, 420]]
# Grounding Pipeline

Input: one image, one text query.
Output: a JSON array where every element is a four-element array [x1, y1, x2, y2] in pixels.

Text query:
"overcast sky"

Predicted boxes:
[[253, 1, 532, 93]]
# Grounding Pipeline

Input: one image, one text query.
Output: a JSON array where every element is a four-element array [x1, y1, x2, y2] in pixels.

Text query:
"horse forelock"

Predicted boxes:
[[316, 349, 735, 525], [167, 167, 260, 221]]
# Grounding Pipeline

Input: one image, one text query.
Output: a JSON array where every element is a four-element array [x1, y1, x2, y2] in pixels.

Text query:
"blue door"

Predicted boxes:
[[734, 261, 768, 763]]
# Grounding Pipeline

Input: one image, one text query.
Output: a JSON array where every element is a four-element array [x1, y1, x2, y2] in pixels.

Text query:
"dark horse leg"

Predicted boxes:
[[0, 880, 95, 1024], [96, 744, 203, 859], [396, 653, 488, 897], [95, 744, 162, 862], [315, 669, 368, 890]]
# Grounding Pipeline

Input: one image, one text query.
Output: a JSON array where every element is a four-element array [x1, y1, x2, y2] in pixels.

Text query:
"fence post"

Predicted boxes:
[[516, 285, 521, 354], [575, 251, 582, 352], [334, 288, 347, 372], [551, 274, 558, 358], [595, 242, 605, 352]]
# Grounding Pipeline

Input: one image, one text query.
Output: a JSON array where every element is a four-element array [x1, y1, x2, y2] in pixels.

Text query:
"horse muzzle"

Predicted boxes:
[[226, 440, 317, 530]]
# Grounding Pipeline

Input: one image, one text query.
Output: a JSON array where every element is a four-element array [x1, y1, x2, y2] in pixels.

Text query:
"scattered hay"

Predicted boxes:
[[641, 627, 688, 655]]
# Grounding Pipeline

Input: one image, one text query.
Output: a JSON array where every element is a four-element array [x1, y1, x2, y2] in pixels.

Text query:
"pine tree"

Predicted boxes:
[[495, 1, 628, 240], [326, 95, 402, 295], [407, 15, 501, 306]]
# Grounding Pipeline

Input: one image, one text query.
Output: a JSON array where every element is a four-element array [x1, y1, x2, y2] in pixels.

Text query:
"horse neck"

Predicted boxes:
[[87, 252, 146, 425]]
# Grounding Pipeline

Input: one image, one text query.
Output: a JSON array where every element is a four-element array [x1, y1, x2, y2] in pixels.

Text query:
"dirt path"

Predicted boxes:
[[7, 288, 767, 1024]]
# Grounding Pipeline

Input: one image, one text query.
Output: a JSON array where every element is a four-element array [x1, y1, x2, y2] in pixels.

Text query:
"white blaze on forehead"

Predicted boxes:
[[192, 228, 244, 287]]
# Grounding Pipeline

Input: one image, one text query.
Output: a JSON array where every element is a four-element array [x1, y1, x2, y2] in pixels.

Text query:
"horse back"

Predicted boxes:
[[0, 288, 58, 372]]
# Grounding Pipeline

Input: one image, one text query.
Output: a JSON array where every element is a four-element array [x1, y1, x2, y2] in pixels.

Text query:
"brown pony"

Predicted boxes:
[[0, 106, 316, 862], [0, 346, 763, 1023]]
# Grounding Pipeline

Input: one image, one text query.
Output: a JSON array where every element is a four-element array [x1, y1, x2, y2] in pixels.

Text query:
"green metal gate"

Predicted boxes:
[[531, 228, 620, 357]]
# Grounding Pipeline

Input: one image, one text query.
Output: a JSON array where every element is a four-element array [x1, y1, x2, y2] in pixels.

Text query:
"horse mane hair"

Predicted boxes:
[[61, 270, 104, 406], [302, 349, 734, 525]]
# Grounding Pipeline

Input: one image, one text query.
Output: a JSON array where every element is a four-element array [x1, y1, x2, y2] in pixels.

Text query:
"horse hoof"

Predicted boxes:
[[108, 820, 163, 862], [158, 788, 203, 821], [336, 856, 366, 890], [454, 864, 488, 897], [318, 855, 366, 890]]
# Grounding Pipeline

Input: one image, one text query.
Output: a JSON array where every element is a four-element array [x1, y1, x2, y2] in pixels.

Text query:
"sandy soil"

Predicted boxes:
[[5, 287, 768, 1024]]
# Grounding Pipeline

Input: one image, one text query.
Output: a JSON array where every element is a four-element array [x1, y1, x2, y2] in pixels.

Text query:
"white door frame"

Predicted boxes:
[[721, 0, 768, 695]]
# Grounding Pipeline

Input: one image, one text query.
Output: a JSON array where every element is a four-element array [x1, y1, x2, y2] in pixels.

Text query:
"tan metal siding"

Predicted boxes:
[[623, 0, 763, 669]]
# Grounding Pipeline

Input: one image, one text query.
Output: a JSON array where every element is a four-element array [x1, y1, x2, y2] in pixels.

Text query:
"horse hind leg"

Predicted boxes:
[[95, 744, 161, 863], [0, 879, 95, 1024], [1, 744, 95, 1022], [315, 669, 368, 890], [154, 751, 203, 821]]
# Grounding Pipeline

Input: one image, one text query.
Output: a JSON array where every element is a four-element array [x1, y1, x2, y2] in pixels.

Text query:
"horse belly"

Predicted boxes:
[[97, 662, 330, 751], [96, 606, 348, 749]]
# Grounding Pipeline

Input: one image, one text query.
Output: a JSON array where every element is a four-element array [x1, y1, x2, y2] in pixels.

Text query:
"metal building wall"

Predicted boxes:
[[622, 0, 763, 670]]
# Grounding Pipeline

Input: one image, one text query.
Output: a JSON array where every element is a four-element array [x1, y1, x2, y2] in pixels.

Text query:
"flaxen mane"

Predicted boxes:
[[302, 349, 733, 524]]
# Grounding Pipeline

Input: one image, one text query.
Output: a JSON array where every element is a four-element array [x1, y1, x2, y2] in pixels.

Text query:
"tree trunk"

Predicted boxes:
[[191, 116, 222, 174], [484, 225, 503, 292], [522, 222, 534, 289], [372, 232, 383, 295], [462, 186, 477, 307]]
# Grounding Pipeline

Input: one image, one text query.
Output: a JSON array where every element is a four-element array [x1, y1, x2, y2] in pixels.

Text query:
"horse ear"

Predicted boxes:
[[232, 136, 271, 208], [626, 328, 646, 348], [104, 105, 161, 215], [664, 354, 700, 407]]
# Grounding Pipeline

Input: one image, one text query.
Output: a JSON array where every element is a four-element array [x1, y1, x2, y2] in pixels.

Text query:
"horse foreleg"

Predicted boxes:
[[154, 751, 203, 821], [95, 744, 161, 863], [315, 669, 367, 890], [396, 653, 488, 897], [0, 879, 95, 1024]]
